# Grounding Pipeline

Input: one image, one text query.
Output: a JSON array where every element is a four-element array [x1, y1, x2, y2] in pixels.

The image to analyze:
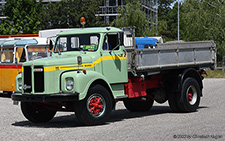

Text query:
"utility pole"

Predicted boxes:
[[178, 0, 180, 41]]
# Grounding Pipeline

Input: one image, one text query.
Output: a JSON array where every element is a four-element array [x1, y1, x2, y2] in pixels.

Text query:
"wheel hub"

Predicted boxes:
[[186, 85, 197, 105], [188, 93, 193, 101], [87, 95, 105, 117]]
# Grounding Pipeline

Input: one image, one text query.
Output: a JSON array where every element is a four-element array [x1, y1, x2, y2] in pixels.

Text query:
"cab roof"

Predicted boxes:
[[1, 38, 48, 47], [57, 27, 122, 36]]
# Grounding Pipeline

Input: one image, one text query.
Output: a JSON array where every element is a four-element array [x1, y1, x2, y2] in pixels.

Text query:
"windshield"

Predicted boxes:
[[54, 34, 100, 53], [28, 47, 48, 61]]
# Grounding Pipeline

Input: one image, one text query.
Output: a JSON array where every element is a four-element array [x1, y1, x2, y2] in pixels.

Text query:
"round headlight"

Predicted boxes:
[[18, 79, 22, 90], [66, 80, 74, 91]]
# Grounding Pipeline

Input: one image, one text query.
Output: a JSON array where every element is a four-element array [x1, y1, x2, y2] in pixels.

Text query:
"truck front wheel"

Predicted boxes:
[[123, 98, 154, 112], [74, 84, 113, 125], [21, 102, 56, 123]]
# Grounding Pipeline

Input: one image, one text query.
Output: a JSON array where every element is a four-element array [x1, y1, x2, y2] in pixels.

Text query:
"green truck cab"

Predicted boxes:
[[12, 27, 128, 125]]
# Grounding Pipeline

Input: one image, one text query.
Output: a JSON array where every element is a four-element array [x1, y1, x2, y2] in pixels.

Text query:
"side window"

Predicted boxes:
[[55, 37, 67, 52], [16, 47, 26, 62], [28, 47, 48, 61], [102, 34, 120, 51], [1, 48, 14, 63], [102, 36, 111, 50]]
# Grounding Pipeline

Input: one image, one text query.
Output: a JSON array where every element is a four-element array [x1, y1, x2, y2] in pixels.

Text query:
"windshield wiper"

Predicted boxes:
[[77, 47, 86, 54]]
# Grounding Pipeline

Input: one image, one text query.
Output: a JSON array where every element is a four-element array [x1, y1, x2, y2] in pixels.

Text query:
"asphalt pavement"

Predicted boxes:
[[0, 78, 224, 141]]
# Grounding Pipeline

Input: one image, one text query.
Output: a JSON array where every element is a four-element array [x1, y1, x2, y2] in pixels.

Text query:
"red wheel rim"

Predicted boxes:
[[87, 94, 106, 117], [186, 85, 197, 105]]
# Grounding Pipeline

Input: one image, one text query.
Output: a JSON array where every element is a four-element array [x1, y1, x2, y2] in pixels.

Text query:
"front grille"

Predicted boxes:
[[24, 66, 32, 93], [34, 66, 44, 92], [23, 66, 45, 93]]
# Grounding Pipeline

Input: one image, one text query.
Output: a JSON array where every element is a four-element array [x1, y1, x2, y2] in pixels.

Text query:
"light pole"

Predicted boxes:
[[178, 0, 180, 41]]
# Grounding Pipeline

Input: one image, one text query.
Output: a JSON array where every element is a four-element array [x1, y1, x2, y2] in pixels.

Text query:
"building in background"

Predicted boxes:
[[37, 0, 62, 4], [0, 0, 6, 19], [96, 0, 158, 26]]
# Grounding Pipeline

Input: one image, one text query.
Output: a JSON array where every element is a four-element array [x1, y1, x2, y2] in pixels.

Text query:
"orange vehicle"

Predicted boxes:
[[0, 38, 50, 94]]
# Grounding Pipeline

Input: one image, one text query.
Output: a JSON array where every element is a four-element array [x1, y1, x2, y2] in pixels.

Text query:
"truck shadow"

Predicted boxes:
[[11, 105, 208, 128], [109, 105, 208, 122], [109, 106, 172, 123]]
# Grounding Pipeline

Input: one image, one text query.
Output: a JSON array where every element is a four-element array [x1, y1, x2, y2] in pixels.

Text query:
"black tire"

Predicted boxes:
[[177, 77, 201, 112], [168, 91, 182, 112], [123, 98, 154, 112], [74, 84, 113, 125], [21, 102, 56, 123]]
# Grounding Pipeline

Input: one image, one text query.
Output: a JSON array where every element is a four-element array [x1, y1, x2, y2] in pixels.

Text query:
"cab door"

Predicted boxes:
[[101, 33, 128, 84]]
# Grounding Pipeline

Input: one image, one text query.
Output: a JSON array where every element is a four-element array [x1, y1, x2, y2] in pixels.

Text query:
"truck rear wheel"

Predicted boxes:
[[178, 77, 201, 112], [74, 84, 113, 125], [168, 77, 201, 112], [21, 102, 56, 123], [123, 98, 154, 112], [168, 92, 181, 112]]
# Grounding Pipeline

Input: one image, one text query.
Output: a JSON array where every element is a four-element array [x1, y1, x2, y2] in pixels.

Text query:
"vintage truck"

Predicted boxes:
[[12, 27, 216, 125]]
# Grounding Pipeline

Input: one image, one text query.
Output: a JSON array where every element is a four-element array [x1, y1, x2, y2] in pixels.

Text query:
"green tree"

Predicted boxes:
[[0, 0, 43, 34], [41, 0, 104, 29], [157, 0, 177, 41], [0, 19, 13, 35], [111, 1, 149, 37], [158, 0, 176, 20], [180, 0, 225, 61]]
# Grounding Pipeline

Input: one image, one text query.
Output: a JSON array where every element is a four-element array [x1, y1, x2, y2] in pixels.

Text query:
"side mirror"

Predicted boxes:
[[49, 40, 53, 50]]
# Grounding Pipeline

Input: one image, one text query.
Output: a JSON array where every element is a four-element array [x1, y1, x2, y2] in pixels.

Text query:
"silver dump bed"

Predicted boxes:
[[126, 40, 216, 73]]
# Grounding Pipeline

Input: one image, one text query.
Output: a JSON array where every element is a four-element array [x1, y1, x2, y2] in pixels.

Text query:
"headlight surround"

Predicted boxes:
[[18, 78, 22, 90], [66, 78, 74, 91]]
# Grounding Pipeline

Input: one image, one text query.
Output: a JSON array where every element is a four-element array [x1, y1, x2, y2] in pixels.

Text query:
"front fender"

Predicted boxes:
[[61, 70, 111, 100]]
